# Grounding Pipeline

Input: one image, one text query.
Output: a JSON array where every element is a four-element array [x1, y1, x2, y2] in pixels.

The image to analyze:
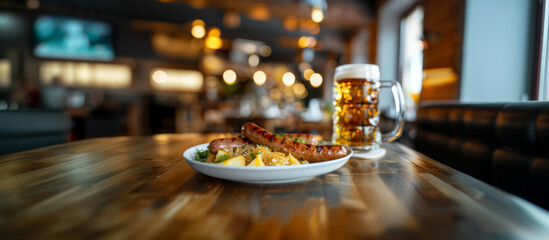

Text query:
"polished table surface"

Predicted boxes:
[[1, 134, 549, 239]]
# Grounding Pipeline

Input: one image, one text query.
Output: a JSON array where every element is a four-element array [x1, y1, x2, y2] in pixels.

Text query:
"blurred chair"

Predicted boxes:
[[0, 109, 70, 155]]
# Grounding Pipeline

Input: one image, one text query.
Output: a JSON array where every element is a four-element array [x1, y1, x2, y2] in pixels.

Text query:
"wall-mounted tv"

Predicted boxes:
[[33, 15, 114, 61]]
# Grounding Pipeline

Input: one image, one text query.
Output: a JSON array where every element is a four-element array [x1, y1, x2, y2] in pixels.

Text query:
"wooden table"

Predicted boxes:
[[1, 134, 549, 239]]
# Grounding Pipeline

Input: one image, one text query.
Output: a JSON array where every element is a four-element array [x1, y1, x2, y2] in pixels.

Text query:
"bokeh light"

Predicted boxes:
[[248, 54, 259, 67], [303, 69, 314, 80], [208, 27, 221, 37], [311, 7, 324, 23], [223, 69, 237, 85], [191, 19, 206, 39], [259, 45, 271, 57], [298, 36, 317, 48], [205, 37, 222, 49], [223, 11, 240, 29], [205, 27, 222, 49], [283, 16, 298, 31], [152, 70, 168, 83], [249, 4, 270, 21], [282, 72, 295, 86], [310, 73, 322, 87], [243, 42, 257, 54], [253, 70, 266, 86]]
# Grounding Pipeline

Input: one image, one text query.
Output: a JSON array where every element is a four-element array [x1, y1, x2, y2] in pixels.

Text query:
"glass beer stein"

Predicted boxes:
[[332, 64, 405, 151]]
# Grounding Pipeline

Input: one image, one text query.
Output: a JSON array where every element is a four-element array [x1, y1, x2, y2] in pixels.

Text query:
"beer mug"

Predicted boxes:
[[332, 64, 405, 150]]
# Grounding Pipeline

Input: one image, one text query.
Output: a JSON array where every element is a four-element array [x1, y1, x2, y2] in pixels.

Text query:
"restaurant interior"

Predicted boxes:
[[2, 0, 549, 237]]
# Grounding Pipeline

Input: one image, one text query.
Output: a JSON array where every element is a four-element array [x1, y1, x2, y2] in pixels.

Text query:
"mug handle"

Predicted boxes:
[[379, 80, 406, 142]]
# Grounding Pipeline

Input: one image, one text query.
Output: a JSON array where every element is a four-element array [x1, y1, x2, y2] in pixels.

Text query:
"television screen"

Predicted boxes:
[[33, 15, 114, 61]]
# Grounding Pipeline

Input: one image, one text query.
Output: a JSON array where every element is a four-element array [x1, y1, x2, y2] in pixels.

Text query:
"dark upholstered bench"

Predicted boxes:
[[415, 101, 549, 209], [0, 109, 71, 155]]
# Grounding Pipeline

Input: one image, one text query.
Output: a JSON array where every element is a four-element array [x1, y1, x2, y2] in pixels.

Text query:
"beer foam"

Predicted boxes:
[[335, 64, 380, 82]]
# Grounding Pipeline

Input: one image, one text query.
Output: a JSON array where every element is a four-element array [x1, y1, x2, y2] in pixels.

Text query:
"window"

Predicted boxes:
[[399, 6, 424, 118]]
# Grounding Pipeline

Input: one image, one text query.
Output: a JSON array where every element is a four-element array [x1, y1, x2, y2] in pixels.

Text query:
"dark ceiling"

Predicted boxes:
[[2, 0, 376, 62]]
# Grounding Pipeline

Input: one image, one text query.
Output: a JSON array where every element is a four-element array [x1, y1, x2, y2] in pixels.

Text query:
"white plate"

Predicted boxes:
[[183, 143, 353, 184]]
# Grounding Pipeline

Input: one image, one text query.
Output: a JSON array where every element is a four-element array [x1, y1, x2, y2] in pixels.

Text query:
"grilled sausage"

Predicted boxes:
[[208, 134, 318, 154], [241, 122, 348, 162], [281, 133, 320, 144], [208, 137, 251, 154]]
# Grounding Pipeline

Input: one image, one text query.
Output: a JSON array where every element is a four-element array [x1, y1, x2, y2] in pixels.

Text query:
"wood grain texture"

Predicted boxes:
[[1, 134, 549, 239]]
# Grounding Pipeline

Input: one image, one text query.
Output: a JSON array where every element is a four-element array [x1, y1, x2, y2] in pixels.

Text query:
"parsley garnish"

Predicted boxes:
[[237, 134, 242, 138], [251, 153, 257, 159], [195, 149, 210, 162], [262, 145, 270, 151], [215, 154, 230, 163], [276, 132, 306, 143]]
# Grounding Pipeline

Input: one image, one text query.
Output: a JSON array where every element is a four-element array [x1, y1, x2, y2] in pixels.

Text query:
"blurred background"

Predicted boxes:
[[0, 0, 545, 146]]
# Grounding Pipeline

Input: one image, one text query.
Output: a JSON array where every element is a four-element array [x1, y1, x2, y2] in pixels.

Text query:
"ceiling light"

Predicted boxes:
[[223, 69, 237, 85], [208, 27, 221, 37], [150, 68, 203, 91], [310, 73, 322, 87], [152, 70, 168, 83], [205, 36, 222, 49], [298, 36, 316, 48], [205, 27, 222, 49], [282, 72, 295, 87], [253, 70, 266, 86], [311, 6, 324, 23], [191, 19, 205, 38]]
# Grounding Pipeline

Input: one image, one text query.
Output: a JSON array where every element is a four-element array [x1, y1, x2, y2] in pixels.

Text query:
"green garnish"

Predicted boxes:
[[237, 134, 243, 138], [251, 153, 256, 159], [215, 154, 230, 163], [277, 132, 307, 143], [195, 149, 210, 162], [262, 145, 270, 151]]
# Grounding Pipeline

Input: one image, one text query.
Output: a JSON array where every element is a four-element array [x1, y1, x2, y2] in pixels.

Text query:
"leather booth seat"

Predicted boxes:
[[0, 109, 70, 155], [415, 101, 549, 209]]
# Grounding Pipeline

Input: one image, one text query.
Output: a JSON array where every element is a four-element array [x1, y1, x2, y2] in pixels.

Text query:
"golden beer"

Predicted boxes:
[[332, 78, 380, 149], [332, 64, 405, 150]]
